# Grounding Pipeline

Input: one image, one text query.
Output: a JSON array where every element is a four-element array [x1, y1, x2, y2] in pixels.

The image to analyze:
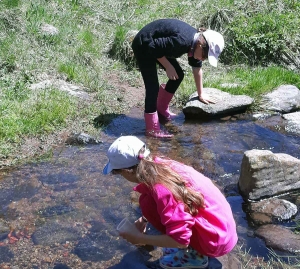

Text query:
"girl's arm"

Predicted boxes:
[[192, 67, 216, 104], [137, 233, 187, 248], [119, 225, 188, 248], [157, 56, 178, 80]]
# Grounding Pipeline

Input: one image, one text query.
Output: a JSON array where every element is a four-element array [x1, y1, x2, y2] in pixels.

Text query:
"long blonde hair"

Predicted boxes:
[[136, 149, 205, 216]]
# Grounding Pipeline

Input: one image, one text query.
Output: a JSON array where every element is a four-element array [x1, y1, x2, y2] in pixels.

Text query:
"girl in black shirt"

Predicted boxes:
[[132, 19, 224, 138]]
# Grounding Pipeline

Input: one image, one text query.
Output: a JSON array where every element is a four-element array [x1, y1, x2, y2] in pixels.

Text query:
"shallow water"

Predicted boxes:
[[0, 106, 299, 268]]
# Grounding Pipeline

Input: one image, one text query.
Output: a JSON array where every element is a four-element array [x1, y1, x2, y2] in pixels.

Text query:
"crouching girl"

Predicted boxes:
[[103, 136, 238, 268]]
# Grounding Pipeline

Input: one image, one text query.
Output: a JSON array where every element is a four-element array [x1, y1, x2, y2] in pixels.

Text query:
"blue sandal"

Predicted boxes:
[[160, 247, 208, 269], [162, 248, 179, 255]]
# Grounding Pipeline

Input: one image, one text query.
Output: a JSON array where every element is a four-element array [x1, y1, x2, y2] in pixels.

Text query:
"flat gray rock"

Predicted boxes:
[[183, 88, 253, 119], [30, 79, 90, 100], [259, 85, 300, 113]]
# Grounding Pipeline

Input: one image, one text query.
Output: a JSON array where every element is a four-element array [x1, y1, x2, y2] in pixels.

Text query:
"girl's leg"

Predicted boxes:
[[138, 58, 159, 113], [157, 58, 184, 121], [136, 56, 173, 138]]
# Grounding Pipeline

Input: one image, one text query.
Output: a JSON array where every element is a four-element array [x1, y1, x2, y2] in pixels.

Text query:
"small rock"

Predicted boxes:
[[41, 24, 59, 35]]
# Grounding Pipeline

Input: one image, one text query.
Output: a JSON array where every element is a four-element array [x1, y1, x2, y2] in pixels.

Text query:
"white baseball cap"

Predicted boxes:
[[103, 136, 150, 175], [203, 30, 225, 67]]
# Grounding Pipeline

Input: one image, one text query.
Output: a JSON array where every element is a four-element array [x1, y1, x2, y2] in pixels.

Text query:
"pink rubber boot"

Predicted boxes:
[[144, 112, 173, 138], [157, 84, 177, 121]]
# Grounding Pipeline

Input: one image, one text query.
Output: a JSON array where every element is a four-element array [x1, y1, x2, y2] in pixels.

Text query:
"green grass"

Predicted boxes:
[[211, 66, 300, 97], [0, 89, 76, 153], [0, 0, 299, 163], [235, 244, 300, 269], [172, 65, 300, 106]]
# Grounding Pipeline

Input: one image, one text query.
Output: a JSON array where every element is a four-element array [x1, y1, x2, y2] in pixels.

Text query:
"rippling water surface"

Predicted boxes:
[[0, 107, 299, 268]]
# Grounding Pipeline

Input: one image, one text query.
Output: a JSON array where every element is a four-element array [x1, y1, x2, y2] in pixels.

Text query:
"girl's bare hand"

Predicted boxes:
[[119, 224, 145, 246], [166, 66, 178, 80], [135, 217, 147, 233], [199, 95, 217, 104]]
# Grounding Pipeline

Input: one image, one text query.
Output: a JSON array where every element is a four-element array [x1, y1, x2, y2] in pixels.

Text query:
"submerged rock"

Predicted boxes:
[[255, 225, 300, 254], [73, 223, 131, 262], [32, 223, 80, 246], [0, 220, 10, 234], [65, 132, 102, 145], [248, 198, 298, 225], [0, 246, 14, 262], [38, 204, 75, 217]]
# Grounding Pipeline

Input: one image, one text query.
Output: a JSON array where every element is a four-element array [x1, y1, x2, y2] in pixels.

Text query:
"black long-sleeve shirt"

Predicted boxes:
[[132, 19, 202, 68]]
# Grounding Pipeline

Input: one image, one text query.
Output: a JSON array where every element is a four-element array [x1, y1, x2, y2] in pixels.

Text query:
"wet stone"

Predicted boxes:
[[73, 234, 132, 262], [39, 172, 80, 185], [0, 246, 14, 263], [38, 204, 75, 217], [223, 183, 240, 197], [0, 232, 8, 240], [53, 183, 78, 191], [255, 224, 300, 254], [109, 249, 157, 269], [247, 198, 298, 225], [0, 181, 40, 211], [101, 204, 140, 228], [65, 132, 102, 145], [0, 220, 10, 234], [32, 223, 80, 246], [53, 264, 71, 269]]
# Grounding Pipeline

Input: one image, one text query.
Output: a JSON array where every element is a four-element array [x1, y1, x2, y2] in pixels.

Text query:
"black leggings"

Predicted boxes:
[[136, 56, 184, 113]]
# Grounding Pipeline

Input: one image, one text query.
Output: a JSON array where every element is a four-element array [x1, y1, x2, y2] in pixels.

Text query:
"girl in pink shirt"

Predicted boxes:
[[103, 136, 238, 269]]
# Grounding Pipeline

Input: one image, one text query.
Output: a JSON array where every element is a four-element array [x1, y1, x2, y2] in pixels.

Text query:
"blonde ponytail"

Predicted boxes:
[[136, 153, 205, 216]]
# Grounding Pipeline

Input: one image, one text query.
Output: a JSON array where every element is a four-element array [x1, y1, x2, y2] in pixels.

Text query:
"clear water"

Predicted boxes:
[[0, 106, 299, 268]]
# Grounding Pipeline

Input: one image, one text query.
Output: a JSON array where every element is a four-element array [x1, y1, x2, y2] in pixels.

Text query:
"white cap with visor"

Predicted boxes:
[[203, 30, 225, 67], [103, 136, 150, 175]]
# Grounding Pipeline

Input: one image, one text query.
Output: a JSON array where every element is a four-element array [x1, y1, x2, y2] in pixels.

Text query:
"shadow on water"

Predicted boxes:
[[0, 106, 299, 267]]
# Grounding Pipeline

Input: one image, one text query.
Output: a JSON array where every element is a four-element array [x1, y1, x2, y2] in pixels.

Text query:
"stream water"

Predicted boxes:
[[0, 106, 299, 269]]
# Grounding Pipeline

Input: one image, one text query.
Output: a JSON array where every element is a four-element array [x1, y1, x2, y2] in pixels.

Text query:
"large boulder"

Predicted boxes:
[[239, 150, 300, 200], [183, 88, 253, 119]]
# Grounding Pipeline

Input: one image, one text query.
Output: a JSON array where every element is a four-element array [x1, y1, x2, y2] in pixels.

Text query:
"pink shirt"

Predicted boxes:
[[134, 158, 237, 257]]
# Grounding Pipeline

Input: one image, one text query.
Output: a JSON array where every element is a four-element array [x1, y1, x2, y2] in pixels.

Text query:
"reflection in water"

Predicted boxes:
[[0, 107, 299, 267]]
